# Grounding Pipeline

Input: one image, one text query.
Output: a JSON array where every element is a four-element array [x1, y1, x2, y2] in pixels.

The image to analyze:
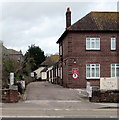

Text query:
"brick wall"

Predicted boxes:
[[60, 32, 118, 88], [90, 90, 119, 103]]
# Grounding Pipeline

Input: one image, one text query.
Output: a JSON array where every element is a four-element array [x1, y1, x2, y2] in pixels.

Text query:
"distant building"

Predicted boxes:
[[34, 55, 59, 81], [34, 67, 46, 80], [56, 8, 119, 88], [2, 43, 24, 87], [3, 46, 24, 63]]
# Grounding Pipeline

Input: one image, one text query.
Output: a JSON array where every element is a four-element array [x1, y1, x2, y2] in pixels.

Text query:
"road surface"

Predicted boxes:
[[2, 81, 119, 118]]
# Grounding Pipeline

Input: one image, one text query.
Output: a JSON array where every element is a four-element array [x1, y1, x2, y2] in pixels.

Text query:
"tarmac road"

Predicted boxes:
[[25, 81, 80, 100], [2, 81, 119, 118]]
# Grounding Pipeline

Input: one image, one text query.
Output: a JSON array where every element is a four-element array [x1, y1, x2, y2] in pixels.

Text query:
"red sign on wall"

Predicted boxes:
[[72, 68, 79, 79], [72, 68, 79, 74]]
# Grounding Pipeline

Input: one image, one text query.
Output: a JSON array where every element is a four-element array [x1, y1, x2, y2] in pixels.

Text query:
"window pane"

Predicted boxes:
[[92, 68, 95, 77], [111, 38, 116, 50], [87, 64, 90, 68], [116, 64, 119, 67], [112, 67, 115, 77], [96, 67, 99, 77], [116, 67, 119, 77], [60, 46, 62, 55], [96, 64, 99, 67], [112, 40, 115, 48], [87, 68, 90, 77], [91, 41, 95, 48], [96, 39, 100, 49], [112, 64, 115, 67], [86, 39, 90, 49]]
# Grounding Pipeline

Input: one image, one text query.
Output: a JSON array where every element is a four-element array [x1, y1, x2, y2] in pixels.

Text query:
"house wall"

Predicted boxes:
[[34, 67, 45, 79], [41, 72, 47, 80], [0, 41, 2, 89], [60, 32, 118, 88]]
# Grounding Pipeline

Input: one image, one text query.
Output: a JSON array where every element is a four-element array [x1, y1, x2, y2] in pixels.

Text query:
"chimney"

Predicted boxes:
[[66, 8, 71, 29]]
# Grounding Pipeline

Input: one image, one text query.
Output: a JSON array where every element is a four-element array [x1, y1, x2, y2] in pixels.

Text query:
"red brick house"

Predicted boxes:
[[56, 8, 119, 88]]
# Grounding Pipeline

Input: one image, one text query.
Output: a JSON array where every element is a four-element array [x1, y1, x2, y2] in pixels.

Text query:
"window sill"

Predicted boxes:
[[86, 77, 100, 80], [86, 49, 100, 51]]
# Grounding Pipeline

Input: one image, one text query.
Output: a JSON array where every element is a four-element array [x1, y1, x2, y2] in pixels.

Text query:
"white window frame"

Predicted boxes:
[[58, 68, 60, 77], [56, 67, 57, 77], [111, 38, 116, 50], [86, 64, 100, 79], [60, 67, 63, 79], [111, 64, 119, 77], [59, 46, 62, 55], [86, 38, 100, 50]]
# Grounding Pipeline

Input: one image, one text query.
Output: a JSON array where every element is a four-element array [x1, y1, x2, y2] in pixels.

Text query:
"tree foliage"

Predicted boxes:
[[2, 58, 15, 87], [23, 44, 46, 74]]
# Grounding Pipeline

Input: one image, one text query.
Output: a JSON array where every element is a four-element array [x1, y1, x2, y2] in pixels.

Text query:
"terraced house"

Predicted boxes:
[[56, 8, 119, 88]]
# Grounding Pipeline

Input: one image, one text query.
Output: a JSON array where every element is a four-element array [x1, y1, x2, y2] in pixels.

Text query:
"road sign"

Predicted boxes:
[[72, 68, 79, 79], [72, 68, 79, 74], [72, 73, 78, 79]]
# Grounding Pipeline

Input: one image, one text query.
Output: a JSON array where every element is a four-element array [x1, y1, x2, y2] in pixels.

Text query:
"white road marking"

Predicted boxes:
[[24, 100, 81, 103], [2, 115, 117, 118], [2, 108, 117, 111]]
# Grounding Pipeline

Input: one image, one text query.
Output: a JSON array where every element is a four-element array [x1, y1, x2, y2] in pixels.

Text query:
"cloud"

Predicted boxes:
[[0, 1, 118, 55]]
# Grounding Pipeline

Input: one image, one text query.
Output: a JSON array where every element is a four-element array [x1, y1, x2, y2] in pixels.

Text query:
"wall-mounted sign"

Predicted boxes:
[[72, 68, 79, 74], [72, 73, 78, 79], [72, 68, 79, 79], [100, 77, 119, 90], [10, 73, 14, 85]]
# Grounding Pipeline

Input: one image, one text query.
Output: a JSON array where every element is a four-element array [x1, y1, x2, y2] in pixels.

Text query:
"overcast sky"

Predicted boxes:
[[0, 0, 118, 55]]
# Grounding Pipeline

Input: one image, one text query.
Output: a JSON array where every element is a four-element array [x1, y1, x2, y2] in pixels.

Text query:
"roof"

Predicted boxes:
[[40, 55, 59, 67], [41, 67, 48, 72], [57, 12, 119, 43], [8, 49, 22, 55]]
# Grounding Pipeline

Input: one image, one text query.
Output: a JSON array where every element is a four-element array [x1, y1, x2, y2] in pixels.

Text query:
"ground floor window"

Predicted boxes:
[[111, 64, 119, 77], [86, 64, 100, 79]]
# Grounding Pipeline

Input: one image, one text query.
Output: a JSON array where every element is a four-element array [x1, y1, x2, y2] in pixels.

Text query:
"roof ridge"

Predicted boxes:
[[90, 11, 118, 13]]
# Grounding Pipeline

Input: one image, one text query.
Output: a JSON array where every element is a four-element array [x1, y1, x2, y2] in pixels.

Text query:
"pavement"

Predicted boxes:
[[1, 81, 119, 118]]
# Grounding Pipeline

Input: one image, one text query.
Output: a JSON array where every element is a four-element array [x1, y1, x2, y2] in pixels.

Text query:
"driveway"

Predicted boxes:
[[24, 81, 80, 100]]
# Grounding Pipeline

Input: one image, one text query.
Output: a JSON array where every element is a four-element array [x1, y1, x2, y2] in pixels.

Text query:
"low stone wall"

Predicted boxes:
[[2, 89, 19, 103], [89, 90, 119, 103]]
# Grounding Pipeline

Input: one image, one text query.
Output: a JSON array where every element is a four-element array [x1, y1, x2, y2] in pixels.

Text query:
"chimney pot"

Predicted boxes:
[[67, 8, 70, 12]]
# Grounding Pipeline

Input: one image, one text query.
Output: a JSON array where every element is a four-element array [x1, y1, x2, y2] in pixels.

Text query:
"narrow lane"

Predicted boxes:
[[24, 81, 80, 100]]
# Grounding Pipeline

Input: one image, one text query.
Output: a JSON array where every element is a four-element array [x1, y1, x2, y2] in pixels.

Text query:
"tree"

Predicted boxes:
[[2, 58, 15, 87], [23, 44, 46, 74]]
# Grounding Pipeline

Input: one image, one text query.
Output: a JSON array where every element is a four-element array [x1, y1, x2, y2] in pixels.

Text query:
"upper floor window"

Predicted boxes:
[[111, 64, 119, 77], [59, 46, 62, 55], [86, 38, 100, 50], [111, 38, 116, 50]]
